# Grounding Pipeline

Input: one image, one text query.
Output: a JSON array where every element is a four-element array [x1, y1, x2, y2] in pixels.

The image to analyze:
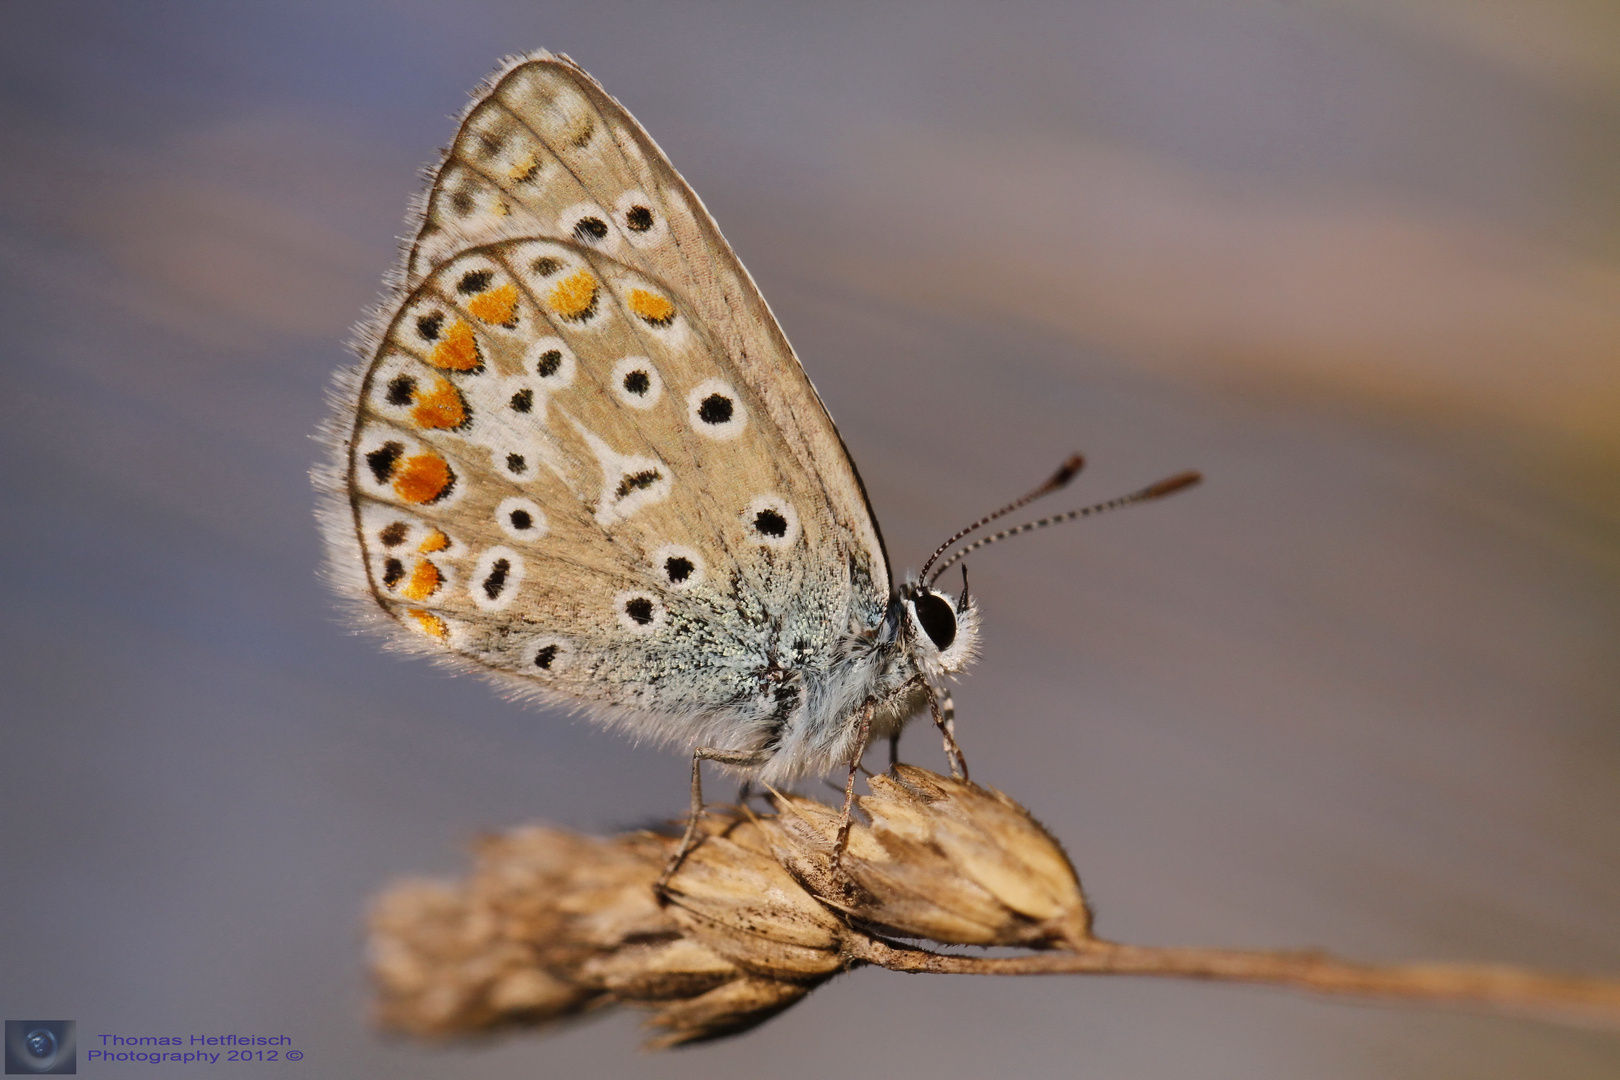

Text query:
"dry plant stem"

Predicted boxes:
[[848, 935, 1620, 1028]]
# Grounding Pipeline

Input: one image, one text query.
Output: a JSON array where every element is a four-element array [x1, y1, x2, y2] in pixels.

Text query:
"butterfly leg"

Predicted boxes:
[[832, 699, 877, 872], [657, 746, 768, 894], [927, 686, 969, 781]]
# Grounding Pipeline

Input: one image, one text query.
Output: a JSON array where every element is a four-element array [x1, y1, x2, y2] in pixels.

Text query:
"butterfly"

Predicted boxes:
[[319, 51, 1196, 851]]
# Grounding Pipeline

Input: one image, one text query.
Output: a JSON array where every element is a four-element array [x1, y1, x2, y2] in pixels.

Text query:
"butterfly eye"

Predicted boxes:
[[912, 590, 958, 651]]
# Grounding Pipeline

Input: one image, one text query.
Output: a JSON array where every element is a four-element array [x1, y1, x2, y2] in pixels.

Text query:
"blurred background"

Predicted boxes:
[[3, 1, 1618, 1076]]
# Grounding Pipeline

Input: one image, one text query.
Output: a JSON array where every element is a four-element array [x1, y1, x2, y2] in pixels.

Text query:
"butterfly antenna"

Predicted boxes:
[[917, 454, 1085, 582], [927, 470, 1202, 586]]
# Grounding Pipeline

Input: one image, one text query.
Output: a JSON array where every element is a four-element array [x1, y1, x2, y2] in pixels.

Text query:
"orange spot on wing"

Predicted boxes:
[[547, 269, 598, 321], [401, 560, 442, 601], [418, 529, 450, 553], [508, 152, 540, 182], [410, 377, 467, 429], [466, 282, 519, 326], [428, 318, 481, 371], [408, 609, 449, 640], [392, 454, 455, 504], [627, 288, 675, 326]]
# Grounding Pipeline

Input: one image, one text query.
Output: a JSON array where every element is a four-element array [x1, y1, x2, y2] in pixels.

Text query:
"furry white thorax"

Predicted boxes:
[[742, 576, 981, 786]]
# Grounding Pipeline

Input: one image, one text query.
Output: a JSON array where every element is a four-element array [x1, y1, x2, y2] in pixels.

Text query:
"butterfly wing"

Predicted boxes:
[[326, 52, 891, 763], [406, 51, 888, 576]]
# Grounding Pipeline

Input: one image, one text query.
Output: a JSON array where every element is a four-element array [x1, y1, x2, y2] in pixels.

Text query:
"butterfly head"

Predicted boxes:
[[899, 574, 980, 678]]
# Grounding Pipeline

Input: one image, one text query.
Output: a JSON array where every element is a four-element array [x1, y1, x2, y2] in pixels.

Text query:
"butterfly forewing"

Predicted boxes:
[[405, 54, 888, 588], [340, 54, 890, 743]]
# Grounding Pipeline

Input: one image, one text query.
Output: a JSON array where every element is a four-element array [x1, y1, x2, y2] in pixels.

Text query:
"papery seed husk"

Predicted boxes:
[[642, 976, 817, 1049], [486, 969, 589, 1014], [574, 937, 742, 1001], [660, 815, 847, 978], [763, 770, 1091, 949], [368, 877, 602, 1035], [763, 793, 1025, 945], [474, 828, 675, 957], [883, 766, 1091, 943], [882, 768, 1084, 922]]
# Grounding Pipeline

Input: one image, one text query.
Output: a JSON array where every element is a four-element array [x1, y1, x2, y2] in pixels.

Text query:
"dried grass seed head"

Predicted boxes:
[[763, 766, 1091, 949], [658, 810, 850, 979]]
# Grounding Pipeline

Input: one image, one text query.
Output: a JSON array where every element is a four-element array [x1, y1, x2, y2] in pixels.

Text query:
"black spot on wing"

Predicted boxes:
[[572, 217, 609, 242], [615, 469, 661, 498], [385, 375, 417, 406], [482, 559, 510, 600], [457, 269, 494, 294], [415, 312, 444, 342], [698, 394, 733, 424], [753, 509, 787, 538], [366, 441, 404, 483]]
